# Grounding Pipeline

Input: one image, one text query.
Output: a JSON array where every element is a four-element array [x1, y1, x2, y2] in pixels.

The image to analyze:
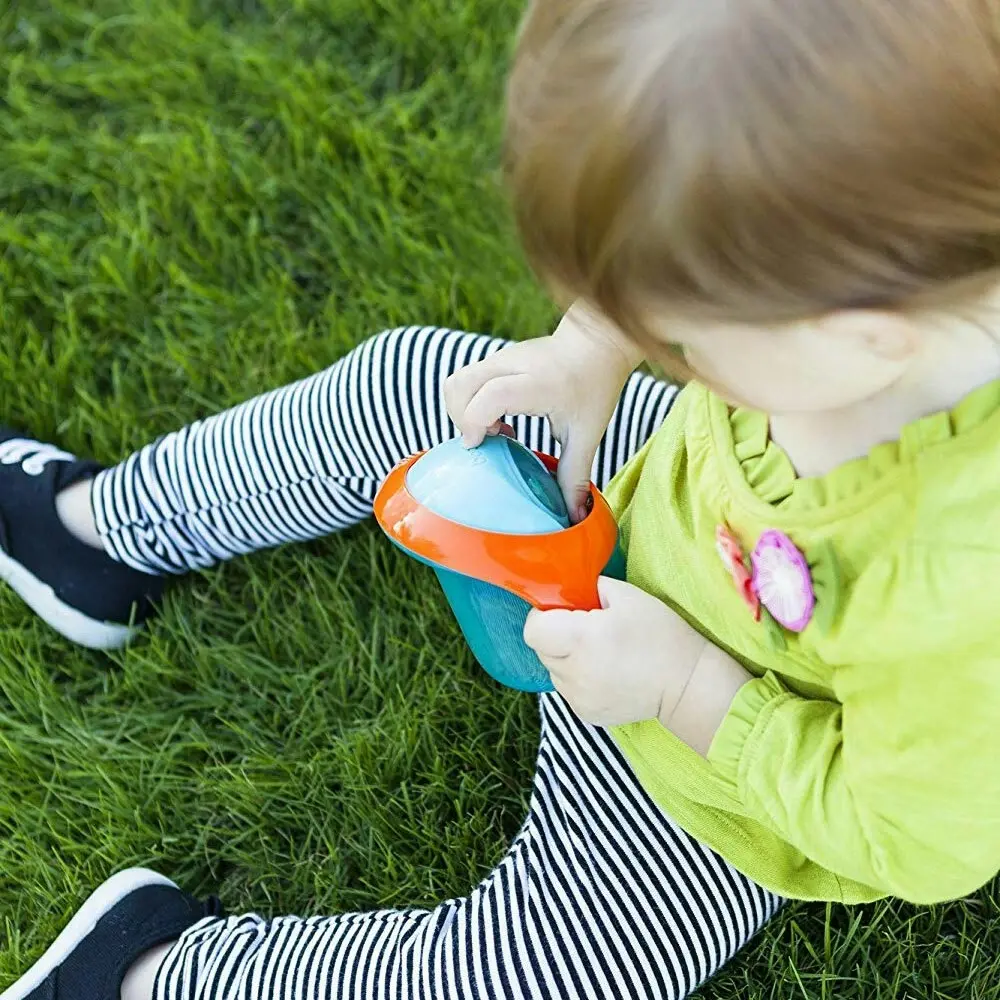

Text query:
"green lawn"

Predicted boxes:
[[1, 2, 998, 998]]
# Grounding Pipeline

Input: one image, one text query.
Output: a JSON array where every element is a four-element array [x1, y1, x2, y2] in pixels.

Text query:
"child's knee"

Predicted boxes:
[[334, 325, 488, 424], [363, 325, 481, 381], [366, 323, 455, 354]]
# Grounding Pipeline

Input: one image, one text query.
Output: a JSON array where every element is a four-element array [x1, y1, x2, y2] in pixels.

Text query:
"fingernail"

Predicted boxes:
[[574, 505, 588, 523]]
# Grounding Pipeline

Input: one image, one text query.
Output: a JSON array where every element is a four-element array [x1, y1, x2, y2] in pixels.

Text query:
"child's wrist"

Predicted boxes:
[[560, 301, 644, 373], [659, 644, 752, 757]]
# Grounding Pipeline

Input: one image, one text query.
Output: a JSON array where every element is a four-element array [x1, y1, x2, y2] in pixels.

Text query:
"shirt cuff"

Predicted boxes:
[[707, 670, 791, 798]]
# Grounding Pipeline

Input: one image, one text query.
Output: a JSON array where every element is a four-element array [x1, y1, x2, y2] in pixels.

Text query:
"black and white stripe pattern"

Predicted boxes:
[[154, 694, 782, 1000], [92, 327, 678, 576], [92, 325, 783, 999]]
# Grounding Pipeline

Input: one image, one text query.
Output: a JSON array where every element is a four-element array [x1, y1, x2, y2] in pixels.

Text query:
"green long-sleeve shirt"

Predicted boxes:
[[607, 380, 1000, 904]]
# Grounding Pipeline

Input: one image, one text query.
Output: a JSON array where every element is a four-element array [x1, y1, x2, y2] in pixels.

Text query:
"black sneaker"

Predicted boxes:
[[0, 869, 222, 1000], [0, 430, 165, 649]]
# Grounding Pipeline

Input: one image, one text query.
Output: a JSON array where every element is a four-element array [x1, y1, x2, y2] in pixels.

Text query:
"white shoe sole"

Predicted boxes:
[[0, 546, 136, 650], [0, 869, 177, 1000]]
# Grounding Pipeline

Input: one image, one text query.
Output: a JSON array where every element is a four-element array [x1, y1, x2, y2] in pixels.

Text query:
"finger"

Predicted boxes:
[[596, 574, 636, 609], [443, 357, 509, 444], [536, 650, 574, 680], [460, 375, 548, 447], [483, 420, 516, 439], [545, 674, 605, 727], [556, 432, 599, 524], [444, 350, 510, 406], [443, 345, 544, 435], [523, 608, 585, 658], [545, 668, 578, 702]]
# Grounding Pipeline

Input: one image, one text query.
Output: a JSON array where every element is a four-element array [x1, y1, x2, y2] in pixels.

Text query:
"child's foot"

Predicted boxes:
[[0, 430, 164, 649], [0, 869, 221, 1000]]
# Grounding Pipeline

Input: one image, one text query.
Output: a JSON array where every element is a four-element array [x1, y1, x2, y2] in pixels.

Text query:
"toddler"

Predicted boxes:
[[5, 0, 1000, 998]]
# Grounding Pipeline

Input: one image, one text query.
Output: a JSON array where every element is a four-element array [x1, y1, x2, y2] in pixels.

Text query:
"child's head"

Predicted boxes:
[[506, 0, 1000, 412]]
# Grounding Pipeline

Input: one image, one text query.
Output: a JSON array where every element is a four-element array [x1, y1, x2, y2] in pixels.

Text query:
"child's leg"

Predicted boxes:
[[89, 326, 677, 576], [146, 693, 782, 1000], [3, 703, 779, 1000], [0, 327, 675, 646]]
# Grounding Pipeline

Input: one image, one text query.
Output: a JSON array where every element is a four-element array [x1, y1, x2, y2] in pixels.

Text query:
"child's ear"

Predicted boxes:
[[819, 309, 918, 363]]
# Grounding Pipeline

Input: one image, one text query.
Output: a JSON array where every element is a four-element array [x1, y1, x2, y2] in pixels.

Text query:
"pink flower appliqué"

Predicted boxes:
[[715, 525, 761, 621], [750, 530, 815, 633]]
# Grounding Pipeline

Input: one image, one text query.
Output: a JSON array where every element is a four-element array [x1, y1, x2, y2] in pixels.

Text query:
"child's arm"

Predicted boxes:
[[526, 575, 1000, 904], [702, 664, 1000, 904], [661, 642, 752, 756], [525, 574, 752, 752], [445, 302, 642, 521]]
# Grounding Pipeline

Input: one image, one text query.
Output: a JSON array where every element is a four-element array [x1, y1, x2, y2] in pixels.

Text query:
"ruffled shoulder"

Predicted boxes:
[[710, 379, 1000, 513]]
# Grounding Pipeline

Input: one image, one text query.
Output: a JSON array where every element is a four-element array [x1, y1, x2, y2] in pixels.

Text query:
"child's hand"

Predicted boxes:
[[444, 303, 641, 522], [524, 576, 709, 728]]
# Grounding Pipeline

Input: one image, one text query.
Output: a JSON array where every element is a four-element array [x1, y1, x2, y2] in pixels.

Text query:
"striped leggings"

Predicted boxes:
[[93, 327, 784, 1000]]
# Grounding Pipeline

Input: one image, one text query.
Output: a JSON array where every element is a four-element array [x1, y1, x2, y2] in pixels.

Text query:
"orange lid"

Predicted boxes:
[[374, 451, 619, 611]]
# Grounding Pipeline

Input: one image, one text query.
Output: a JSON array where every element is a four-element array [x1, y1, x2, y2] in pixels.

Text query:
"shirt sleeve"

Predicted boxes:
[[707, 665, 1000, 904]]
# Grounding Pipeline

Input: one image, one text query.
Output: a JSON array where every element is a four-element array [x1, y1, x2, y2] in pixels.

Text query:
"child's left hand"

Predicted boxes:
[[524, 576, 709, 728]]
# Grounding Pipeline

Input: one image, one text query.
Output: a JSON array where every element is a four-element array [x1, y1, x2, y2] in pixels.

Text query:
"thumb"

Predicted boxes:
[[595, 575, 636, 610], [523, 608, 585, 657], [556, 436, 598, 524]]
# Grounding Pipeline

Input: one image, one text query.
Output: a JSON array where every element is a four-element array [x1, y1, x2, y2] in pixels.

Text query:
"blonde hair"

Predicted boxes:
[[506, 0, 1000, 345]]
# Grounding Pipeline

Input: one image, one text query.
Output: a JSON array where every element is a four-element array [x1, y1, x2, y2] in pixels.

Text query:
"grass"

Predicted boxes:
[[0, 2, 999, 998]]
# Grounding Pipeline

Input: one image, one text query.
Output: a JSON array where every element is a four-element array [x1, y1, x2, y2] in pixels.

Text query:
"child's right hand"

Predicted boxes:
[[444, 303, 642, 522]]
